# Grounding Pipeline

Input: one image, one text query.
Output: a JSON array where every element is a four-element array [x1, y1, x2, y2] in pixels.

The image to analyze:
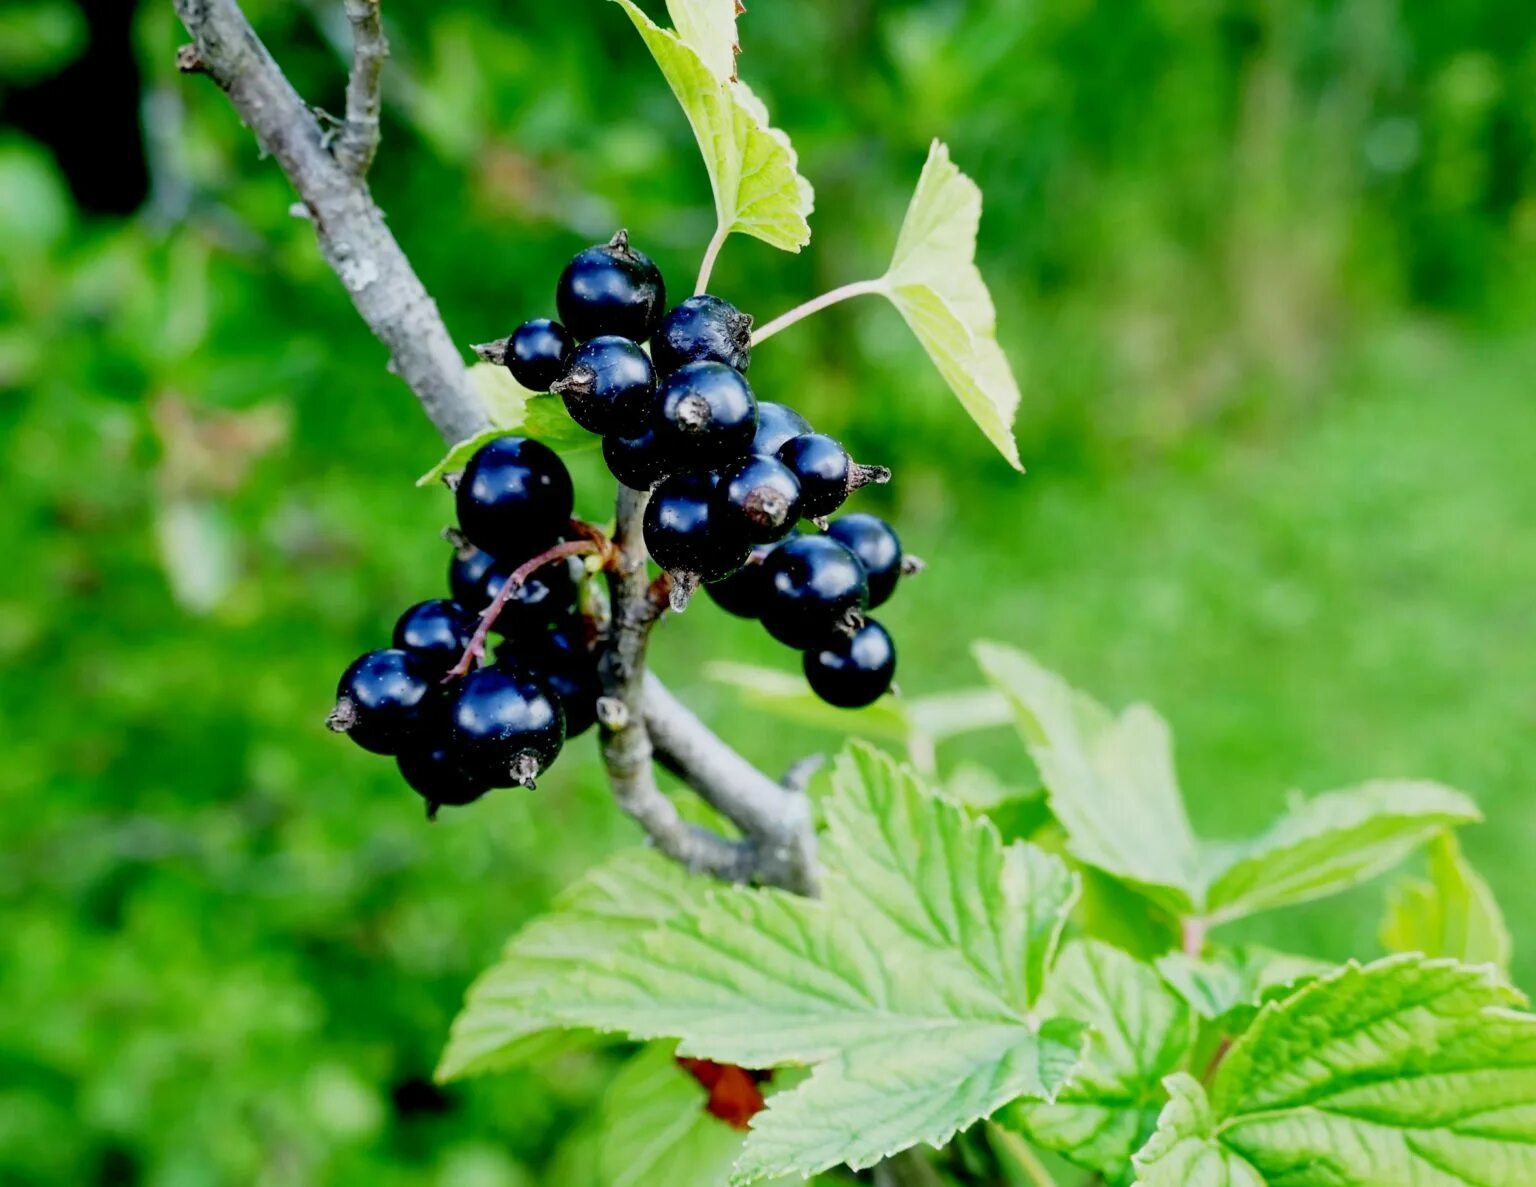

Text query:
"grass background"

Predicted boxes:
[[2, 0, 1534, 1182]]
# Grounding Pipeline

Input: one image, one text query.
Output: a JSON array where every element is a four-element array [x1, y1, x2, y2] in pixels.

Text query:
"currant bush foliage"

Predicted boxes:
[[446, 647, 1528, 1184]]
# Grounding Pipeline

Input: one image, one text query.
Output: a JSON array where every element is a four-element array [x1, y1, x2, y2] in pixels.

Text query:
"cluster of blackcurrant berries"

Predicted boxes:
[[494, 231, 913, 708], [330, 232, 917, 814], [329, 435, 598, 815]]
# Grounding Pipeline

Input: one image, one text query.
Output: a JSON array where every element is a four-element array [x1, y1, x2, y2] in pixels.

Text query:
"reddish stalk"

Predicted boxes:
[[444, 533, 606, 681]]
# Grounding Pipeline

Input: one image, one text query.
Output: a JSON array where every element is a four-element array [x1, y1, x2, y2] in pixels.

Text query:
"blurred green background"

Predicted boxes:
[[3, 0, 1534, 1182]]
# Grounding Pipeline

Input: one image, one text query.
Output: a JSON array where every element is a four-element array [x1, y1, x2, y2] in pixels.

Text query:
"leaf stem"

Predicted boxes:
[[694, 223, 731, 295], [750, 278, 887, 345], [1181, 915, 1209, 957]]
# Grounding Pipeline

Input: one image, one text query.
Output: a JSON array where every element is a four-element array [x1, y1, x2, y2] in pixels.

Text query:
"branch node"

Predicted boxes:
[[596, 696, 630, 731], [176, 43, 207, 74]]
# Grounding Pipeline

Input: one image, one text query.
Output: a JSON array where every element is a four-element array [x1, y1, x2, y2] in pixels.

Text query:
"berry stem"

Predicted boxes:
[[444, 534, 604, 681], [750, 278, 887, 345], [694, 223, 731, 295]]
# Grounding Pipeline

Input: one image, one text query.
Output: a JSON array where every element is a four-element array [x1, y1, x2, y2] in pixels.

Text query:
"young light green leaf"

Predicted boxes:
[[665, 0, 740, 84], [943, 762, 1042, 812], [1154, 947, 1329, 1023], [436, 848, 701, 1081], [975, 642, 1202, 916], [1008, 940, 1195, 1181], [416, 364, 596, 485], [1135, 957, 1536, 1186], [1131, 1075, 1264, 1187], [515, 743, 1085, 1181], [1202, 780, 1481, 924], [613, 0, 812, 252], [1381, 831, 1512, 972], [878, 141, 1022, 469]]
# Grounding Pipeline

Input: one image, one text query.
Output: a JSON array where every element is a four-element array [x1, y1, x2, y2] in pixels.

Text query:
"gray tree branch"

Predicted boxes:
[[336, 0, 386, 177], [173, 0, 819, 894], [174, 0, 485, 443]]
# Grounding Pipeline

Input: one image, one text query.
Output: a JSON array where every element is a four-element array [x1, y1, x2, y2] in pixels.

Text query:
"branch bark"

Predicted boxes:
[[174, 0, 484, 443], [174, 0, 819, 892], [335, 0, 386, 177]]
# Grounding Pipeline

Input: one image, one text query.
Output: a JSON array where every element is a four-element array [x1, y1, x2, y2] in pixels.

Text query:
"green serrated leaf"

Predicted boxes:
[[1008, 940, 1195, 1182], [1131, 1075, 1264, 1187], [435, 849, 701, 1081], [416, 364, 597, 485], [733, 1020, 1086, 1183], [975, 642, 1202, 917], [1202, 780, 1481, 924], [613, 0, 812, 252], [1134, 957, 1536, 1186], [497, 743, 1085, 1181], [1381, 831, 1513, 972], [876, 141, 1022, 470], [1154, 947, 1330, 1023], [825, 745, 1077, 1010]]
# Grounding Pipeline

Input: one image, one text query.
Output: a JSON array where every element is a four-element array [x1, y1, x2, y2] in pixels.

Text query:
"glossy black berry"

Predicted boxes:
[[555, 231, 666, 343], [505, 318, 575, 391], [804, 620, 896, 708], [479, 558, 577, 634], [447, 666, 565, 788], [455, 436, 573, 558], [448, 545, 497, 609], [758, 534, 870, 649], [397, 741, 491, 813], [704, 542, 775, 618], [751, 401, 812, 457], [826, 514, 902, 608], [517, 626, 601, 739], [393, 599, 477, 676], [652, 294, 752, 376], [331, 648, 433, 755], [656, 361, 758, 466], [602, 427, 677, 491], [775, 433, 856, 519], [551, 335, 654, 436], [715, 454, 802, 544], [643, 470, 752, 583]]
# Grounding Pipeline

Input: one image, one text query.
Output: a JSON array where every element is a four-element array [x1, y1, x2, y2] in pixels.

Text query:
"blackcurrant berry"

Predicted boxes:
[[643, 471, 752, 586], [652, 294, 752, 376], [803, 620, 896, 708], [704, 542, 776, 618], [505, 318, 575, 391], [551, 335, 654, 436], [447, 666, 565, 788], [602, 427, 677, 491], [448, 544, 496, 609], [330, 648, 433, 755], [456, 436, 573, 559], [516, 626, 601, 739], [751, 401, 812, 457], [555, 231, 666, 343], [397, 741, 492, 815], [826, 513, 903, 609], [715, 454, 802, 544], [479, 558, 578, 634], [656, 361, 757, 466], [775, 433, 889, 520], [393, 599, 477, 675], [758, 534, 869, 649]]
